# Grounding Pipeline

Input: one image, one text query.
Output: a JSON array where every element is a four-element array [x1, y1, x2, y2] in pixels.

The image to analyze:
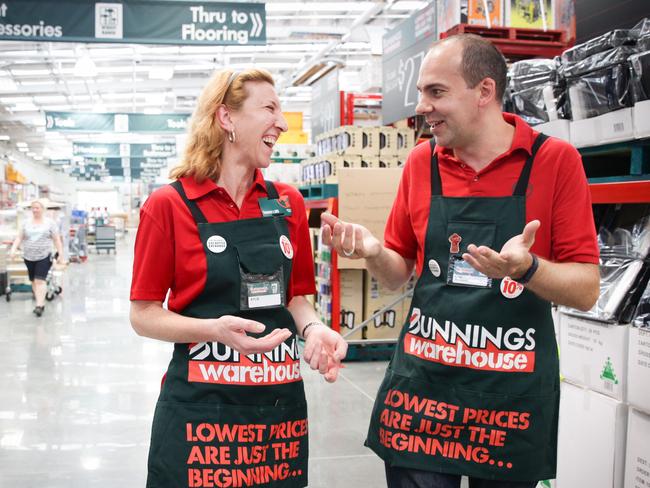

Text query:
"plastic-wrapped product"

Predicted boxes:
[[633, 279, 650, 328], [562, 214, 650, 323], [561, 29, 636, 65], [630, 50, 650, 102], [507, 58, 570, 124], [564, 46, 636, 120]]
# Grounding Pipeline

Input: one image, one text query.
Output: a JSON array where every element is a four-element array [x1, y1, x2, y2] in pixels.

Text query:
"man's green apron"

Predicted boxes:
[[146, 180, 308, 488], [366, 134, 559, 482]]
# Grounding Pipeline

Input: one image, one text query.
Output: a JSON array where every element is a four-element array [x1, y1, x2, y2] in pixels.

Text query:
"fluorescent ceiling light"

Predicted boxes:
[[12, 102, 39, 111], [143, 108, 163, 115], [16, 142, 28, 147], [387, 1, 429, 11], [33, 95, 67, 103], [0, 77, 18, 91], [148, 66, 175, 81], [74, 55, 97, 77], [18, 147, 29, 152], [266, 2, 375, 12], [0, 135, 10, 141], [10, 69, 51, 76]]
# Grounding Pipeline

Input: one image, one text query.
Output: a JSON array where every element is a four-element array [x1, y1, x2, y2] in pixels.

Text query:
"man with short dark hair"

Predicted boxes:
[[322, 34, 599, 487]]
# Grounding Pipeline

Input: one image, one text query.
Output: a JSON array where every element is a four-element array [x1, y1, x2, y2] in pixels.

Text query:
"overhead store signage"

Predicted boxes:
[[45, 112, 190, 132], [73, 142, 176, 158], [311, 69, 340, 139], [382, 2, 436, 125], [0, 1, 266, 45]]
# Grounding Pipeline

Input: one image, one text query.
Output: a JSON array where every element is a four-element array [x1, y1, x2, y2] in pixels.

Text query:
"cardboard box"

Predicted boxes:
[[340, 126, 364, 156], [360, 157, 379, 168], [633, 100, 650, 139], [505, 0, 555, 29], [337, 168, 403, 269], [570, 108, 635, 148], [339, 269, 365, 341], [624, 408, 650, 488], [379, 127, 399, 157], [534, 119, 571, 142], [362, 127, 381, 157], [559, 313, 628, 401], [628, 326, 650, 413], [557, 382, 627, 488], [378, 157, 399, 168], [468, 0, 504, 27], [397, 128, 415, 157], [363, 272, 405, 340]]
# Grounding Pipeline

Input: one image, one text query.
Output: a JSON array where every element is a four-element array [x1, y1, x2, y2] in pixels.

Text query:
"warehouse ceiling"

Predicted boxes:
[[0, 0, 428, 167]]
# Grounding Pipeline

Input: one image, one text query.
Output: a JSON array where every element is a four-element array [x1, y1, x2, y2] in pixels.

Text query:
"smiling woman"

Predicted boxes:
[[129, 67, 348, 488]]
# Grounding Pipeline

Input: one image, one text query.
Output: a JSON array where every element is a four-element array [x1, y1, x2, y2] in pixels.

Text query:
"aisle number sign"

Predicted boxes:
[[0, 1, 266, 45], [382, 2, 437, 125], [46, 112, 190, 133]]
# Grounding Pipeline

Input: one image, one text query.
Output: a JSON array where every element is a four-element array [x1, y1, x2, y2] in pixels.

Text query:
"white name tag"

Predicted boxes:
[[248, 294, 282, 309]]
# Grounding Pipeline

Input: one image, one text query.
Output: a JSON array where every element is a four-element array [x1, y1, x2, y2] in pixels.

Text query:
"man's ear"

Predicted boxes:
[[477, 77, 498, 107], [215, 104, 233, 131]]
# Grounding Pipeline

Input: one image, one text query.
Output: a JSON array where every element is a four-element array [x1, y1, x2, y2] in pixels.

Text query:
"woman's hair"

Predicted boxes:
[[169, 68, 275, 182]]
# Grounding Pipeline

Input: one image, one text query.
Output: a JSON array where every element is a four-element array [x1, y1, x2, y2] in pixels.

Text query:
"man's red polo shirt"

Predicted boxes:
[[385, 113, 599, 277], [130, 170, 316, 313]]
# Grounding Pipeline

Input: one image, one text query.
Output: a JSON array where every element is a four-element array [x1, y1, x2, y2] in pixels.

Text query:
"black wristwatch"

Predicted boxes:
[[516, 253, 539, 285]]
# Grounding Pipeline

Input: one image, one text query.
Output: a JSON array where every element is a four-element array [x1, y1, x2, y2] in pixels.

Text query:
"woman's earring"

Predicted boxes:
[[228, 130, 236, 143]]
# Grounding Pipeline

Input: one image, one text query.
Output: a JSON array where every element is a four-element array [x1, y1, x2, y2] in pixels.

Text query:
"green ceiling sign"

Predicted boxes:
[[46, 112, 190, 132], [0, 1, 266, 45]]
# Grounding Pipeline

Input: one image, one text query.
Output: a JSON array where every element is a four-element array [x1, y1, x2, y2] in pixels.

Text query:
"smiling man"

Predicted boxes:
[[321, 34, 600, 487]]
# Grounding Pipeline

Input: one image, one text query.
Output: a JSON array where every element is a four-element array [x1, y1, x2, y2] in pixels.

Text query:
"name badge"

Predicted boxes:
[[247, 281, 282, 309], [258, 197, 292, 217], [447, 255, 492, 289]]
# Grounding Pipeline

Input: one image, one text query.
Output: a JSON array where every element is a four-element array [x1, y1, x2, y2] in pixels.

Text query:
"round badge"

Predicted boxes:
[[428, 259, 441, 277], [206, 235, 227, 254], [279, 235, 294, 259], [500, 277, 524, 299]]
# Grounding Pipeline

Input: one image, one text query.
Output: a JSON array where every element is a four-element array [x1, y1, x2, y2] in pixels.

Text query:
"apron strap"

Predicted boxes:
[[513, 133, 549, 197], [429, 133, 550, 197], [264, 180, 279, 199], [429, 139, 443, 196], [170, 180, 208, 224]]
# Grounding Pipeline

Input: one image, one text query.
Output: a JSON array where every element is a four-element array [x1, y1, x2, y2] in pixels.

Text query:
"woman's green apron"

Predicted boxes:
[[147, 180, 308, 488]]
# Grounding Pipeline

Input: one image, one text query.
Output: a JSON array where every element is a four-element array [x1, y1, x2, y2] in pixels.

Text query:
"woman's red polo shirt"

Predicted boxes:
[[130, 170, 316, 313]]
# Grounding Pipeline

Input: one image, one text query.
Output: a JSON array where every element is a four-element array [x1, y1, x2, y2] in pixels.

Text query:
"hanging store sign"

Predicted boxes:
[[382, 2, 437, 125], [0, 1, 266, 45], [45, 112, 190, 132], [73, 142, 175, 158], [311, 69, 340, 139]]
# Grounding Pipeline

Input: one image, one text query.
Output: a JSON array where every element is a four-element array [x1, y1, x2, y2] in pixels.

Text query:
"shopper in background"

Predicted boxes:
[[129, 68, 347, 487], [322, 34, 600, 488], [9, 199, 64, 317]]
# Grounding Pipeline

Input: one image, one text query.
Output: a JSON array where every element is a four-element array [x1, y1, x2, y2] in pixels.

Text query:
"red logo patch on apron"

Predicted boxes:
[[449, 233, 462, 254], [279, 235, 294, 259]]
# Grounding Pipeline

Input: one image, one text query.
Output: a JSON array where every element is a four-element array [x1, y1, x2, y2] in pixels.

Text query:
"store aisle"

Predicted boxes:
[[0, 235, 388, 487]]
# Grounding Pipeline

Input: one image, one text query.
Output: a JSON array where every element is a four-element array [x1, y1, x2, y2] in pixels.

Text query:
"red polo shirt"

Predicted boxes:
[[385, 113, 599, 276], [130, 170, 316, 313]]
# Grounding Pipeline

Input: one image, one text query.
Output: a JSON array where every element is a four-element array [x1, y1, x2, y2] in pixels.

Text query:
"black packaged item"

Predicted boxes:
[[565, 46, 636, 120], [509, 58, 558, 92], [630, 50, 650, 102], [631, 17, 650, 39], [562, 29, 636, 65]]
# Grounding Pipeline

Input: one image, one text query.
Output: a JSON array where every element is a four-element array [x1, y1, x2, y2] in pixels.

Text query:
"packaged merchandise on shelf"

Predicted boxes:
[[363, 272, 407, 341], [467, 0, 503, 27], [556, 382, 627, 488], [507, 58, 570, 124], [624, 409, 650, 488], [561, 29, 637, 65], [630, 50, 650, 102], [339, 269, 365, 341], [562, 212, 650, 323], [563, 46, 637, 120], [505, 0, 554, 30]]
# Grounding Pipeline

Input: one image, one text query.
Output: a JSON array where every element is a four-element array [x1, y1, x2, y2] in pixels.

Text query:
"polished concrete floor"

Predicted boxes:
[[0, 234, 394, 487]]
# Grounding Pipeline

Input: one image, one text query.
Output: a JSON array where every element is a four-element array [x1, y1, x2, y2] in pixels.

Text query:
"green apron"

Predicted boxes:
[[146, 180, 308, 488], [366, 134, 559, 482]]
